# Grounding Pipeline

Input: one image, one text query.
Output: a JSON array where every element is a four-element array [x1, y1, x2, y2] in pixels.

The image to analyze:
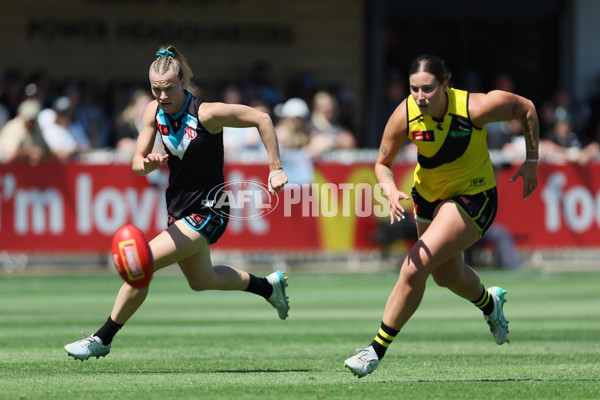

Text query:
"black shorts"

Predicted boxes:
[[168, 206, 229, 245], [411, 186, 497, 236]]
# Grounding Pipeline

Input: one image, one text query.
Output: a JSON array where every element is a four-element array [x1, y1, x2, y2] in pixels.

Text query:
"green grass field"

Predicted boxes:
[[1, 268, 599, 400]]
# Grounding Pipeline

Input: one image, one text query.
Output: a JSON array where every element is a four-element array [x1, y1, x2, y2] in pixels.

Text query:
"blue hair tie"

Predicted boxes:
[[156, 50, 174, 58]]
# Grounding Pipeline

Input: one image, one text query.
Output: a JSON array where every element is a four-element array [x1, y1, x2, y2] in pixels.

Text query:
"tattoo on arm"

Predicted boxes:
[[521, 115, 539, 150], [511, 103, 519, 118], [269, 160, 282, 171], [382, 168, 395, 182], [380, 145, 388, 156]]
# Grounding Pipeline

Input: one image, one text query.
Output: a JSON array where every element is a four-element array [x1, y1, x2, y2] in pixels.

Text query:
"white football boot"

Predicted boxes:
[[344, 346, 380, 378], [266, 270, 289, 320], [484, 286, 509, 345], [64, 333, 111, 361]]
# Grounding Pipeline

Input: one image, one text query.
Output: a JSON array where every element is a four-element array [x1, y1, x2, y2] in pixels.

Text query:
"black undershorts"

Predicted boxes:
[[411, 186, 497, 236]]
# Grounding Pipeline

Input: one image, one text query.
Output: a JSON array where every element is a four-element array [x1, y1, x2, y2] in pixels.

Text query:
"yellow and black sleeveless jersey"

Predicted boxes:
[[406, 87, 496, 202]]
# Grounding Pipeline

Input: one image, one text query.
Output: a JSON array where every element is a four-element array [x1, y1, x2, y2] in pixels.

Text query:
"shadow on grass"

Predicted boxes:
[[214, 369, 312, 373], [416, 378, 600, 382], [72, 368, 314, 374]]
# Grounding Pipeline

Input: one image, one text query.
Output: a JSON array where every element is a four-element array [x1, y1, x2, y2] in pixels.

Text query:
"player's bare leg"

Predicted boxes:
[[175, 222, 289, 319], [381, 202, 481, 330], [345, 202, 481, 377]]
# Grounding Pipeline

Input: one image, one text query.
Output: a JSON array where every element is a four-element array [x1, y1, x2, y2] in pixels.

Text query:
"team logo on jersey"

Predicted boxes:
[[412, 130, 435, 142], [158, 124, 170, 135], [184, 126, 197, 140]]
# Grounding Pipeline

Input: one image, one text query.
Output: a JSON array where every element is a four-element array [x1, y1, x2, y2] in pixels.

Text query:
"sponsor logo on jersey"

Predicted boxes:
[[158, 124, 170, 135], [412, 130, 435, 142], [185, 213, 205, 229], [449, 128, 470, 138], [460, 196, 478, 214], [471, 177, 486, 186]]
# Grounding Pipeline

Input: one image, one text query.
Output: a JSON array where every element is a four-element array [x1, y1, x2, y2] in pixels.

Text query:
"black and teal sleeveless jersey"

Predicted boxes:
[[155, 91, 225, 218], [406, 87, 496, 202]]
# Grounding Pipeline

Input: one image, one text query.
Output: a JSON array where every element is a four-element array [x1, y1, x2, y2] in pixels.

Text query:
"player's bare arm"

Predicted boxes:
[[199, 102, 287, 194], [375, 100, 409, 178], [470, 90, 539, 198], [199, 102, 281, 159], [132, 100, 168, 176], [469, 90, 539, 149], [374, 100, 410, 223]]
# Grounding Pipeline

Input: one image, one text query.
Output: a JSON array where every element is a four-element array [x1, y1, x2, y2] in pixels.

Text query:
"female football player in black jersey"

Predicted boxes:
[[65, 45, 290, 361]]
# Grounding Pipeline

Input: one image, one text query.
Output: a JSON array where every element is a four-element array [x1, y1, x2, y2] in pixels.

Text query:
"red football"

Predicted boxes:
[[111, 224, 153, 288]]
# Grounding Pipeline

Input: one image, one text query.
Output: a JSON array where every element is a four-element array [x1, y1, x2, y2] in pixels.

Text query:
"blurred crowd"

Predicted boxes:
[[2, 65, 598, 271], [0, 64, 358, 172], [1, 64, 600, 171], [466, 70, 600, 166]]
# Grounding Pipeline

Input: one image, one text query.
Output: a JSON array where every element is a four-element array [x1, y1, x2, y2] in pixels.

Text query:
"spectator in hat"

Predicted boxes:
[[274, 97, 315, 184], [275, 97, 312, 149], [38, 96, 90, 160]]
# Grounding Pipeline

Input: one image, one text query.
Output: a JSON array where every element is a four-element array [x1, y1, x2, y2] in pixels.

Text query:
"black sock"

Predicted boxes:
[[370, 321, 400, 360], [472, 287, 494, 315], [94, 316, 123, 346], [244, 274, 273, 299]]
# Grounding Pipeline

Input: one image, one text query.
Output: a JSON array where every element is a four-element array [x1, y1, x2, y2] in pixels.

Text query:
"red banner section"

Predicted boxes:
[[495, 162, 600, 248], [1, 160, 599, 253]]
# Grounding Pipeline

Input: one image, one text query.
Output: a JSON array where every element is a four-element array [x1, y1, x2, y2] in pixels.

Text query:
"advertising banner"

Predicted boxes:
[[1, 160, 599, 252]]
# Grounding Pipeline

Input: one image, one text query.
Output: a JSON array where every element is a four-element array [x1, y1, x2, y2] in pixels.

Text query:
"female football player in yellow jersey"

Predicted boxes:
[[345, 55, 539, 378]]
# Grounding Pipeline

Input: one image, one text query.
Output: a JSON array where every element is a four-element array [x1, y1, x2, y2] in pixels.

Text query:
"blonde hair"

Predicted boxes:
[[150, 45, 194, 90], [119, 89, 151, 126], [313, 90, 337, 109]]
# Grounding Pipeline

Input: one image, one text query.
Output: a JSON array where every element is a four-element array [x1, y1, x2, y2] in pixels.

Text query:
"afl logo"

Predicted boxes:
[[184, 126, 197, 140], [206, 180, 279, 220]]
